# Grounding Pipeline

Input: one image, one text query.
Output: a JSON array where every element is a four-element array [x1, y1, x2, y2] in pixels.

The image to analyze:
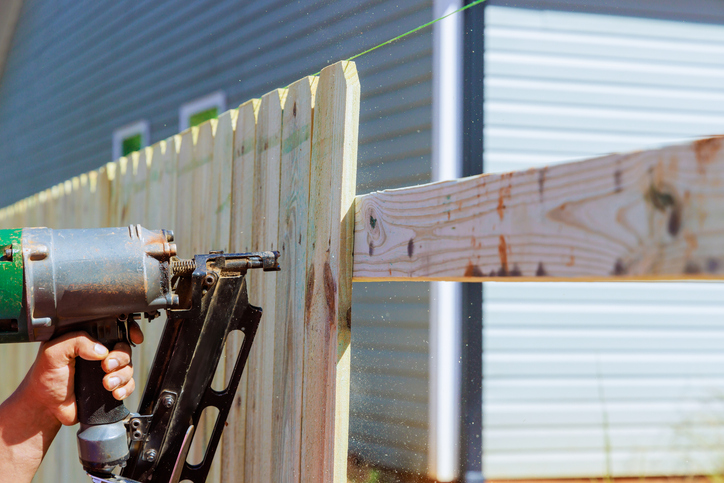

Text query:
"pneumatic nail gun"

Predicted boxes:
[[0, 225, 279, 483]]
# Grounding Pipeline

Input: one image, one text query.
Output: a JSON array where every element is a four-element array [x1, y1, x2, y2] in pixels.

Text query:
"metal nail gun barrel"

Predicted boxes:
[[0, 225, 279, 483]]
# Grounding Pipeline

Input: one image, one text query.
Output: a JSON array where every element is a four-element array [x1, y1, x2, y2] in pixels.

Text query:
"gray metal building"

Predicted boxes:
[[3, 0, 724, 481]]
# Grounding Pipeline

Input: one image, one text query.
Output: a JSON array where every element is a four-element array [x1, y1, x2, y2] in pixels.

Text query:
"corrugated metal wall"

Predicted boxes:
[[0, 0, 433, 477], [483, 6, 724, 478]]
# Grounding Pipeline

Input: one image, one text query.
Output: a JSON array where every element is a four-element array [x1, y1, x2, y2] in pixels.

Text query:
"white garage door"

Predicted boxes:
[[483, 6, 724, 478]]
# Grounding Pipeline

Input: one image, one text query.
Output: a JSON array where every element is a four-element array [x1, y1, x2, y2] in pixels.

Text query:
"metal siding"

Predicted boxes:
[[351, 281, 431, 473], [0, 0, 432, 477], [484, 6, 724, 478]]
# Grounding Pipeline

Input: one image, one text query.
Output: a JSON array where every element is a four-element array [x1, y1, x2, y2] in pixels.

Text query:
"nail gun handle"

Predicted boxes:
[[75, 358, 130, 425]]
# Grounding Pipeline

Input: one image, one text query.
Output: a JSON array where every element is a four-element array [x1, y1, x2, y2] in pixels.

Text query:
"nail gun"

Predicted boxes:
[[0, 225, 279, 483]]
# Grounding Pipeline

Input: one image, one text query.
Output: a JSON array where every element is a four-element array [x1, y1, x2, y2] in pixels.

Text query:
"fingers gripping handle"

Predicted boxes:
[[75, 358, 130, 424], [75, 358, 131, 475]]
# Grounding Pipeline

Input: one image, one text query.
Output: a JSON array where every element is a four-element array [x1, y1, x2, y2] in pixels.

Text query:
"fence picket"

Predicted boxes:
[[222, 98, 259, 483], [301, 61, 359, 483], [272, 75, 316, 483], [199, 110, 236, 483], [243, 87, 285, 482]]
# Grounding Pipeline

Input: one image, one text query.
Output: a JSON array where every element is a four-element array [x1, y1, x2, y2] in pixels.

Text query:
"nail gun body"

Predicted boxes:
[[0, 225, 279, 483]]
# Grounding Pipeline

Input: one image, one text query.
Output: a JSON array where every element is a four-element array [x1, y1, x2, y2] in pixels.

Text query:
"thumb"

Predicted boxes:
[[45, 331, 108, 366]]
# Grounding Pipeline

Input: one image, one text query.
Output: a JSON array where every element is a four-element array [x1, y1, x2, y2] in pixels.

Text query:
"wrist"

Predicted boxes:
[[2, 374, 62, 441], [12, 375, 62, 430], [0, 376, 61, 480]]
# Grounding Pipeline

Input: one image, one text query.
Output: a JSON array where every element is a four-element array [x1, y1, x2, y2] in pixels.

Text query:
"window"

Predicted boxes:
[[112, 120, 150, 161], [179, 91, 226, 131]]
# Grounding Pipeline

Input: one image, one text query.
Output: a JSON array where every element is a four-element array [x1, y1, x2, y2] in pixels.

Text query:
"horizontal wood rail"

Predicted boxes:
[[353, 135, 724, 282]]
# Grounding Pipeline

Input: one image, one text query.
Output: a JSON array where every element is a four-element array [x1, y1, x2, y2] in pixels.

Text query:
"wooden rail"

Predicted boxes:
[[0, 61, 359, 483], [353, 135, 724, 282]]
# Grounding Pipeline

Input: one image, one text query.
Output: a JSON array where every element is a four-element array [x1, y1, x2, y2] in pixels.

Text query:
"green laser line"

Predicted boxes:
[[348, 0, 486, 63], [308, 0, 487, 77]]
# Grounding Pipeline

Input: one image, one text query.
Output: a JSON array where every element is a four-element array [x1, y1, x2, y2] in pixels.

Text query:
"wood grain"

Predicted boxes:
[[130, 149, 150, 226], [272, 76, 317, 483], [208, 109, 237, 482], [77, 174, 92, 228], [301, 61, 359, 483], [105, 161, 121, 227], [174, 129, 196, 260], [146, 138, 177, 232], [244, 87, 285, 483], [191, 120, 215, 255], [116, 156, 134, 226], [211, 109, 237, 253], [181, 119, 219, 473], [222, 98, 259, 483], [94, 164, 113, 227], [354, 135, 724, 282]]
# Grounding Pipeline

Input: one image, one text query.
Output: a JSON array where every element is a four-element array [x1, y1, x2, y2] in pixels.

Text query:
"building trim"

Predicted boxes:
[[430, 0, 464, 480], [178, 91, 226, 131], [112, 120, 150, 162]]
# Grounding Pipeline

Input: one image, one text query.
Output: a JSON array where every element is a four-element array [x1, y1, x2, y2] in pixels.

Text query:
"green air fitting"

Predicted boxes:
[[0, 229, 28, 342]]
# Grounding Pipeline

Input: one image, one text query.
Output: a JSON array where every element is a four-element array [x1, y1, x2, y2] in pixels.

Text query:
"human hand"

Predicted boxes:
[[22, 322, 144, 426]]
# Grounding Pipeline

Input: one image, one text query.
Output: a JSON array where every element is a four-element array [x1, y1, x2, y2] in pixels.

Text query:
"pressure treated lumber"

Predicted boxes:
[[354, 135, 724, 282], [211, 110, 237, 254], [272, 75, 316, 483], [191, 120, 215, 257], [174, 129, 195, 258], [179, 119, 220, 472], [222, 98, 259, 483], [209, 110, 238, 480], [301, 61, 359, 483], [244, 87, 285, 483]]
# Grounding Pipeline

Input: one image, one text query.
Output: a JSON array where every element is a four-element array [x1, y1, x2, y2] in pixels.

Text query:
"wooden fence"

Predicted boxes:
[[0, 60, 359, 483], [1, 53, 724, 482]]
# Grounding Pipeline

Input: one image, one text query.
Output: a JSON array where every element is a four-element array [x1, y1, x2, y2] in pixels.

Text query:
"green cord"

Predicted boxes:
[[308, 0, 487, 78]]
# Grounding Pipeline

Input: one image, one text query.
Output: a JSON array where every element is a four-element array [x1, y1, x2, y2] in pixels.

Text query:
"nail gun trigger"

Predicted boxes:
[[117, 317, 135, 348]]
